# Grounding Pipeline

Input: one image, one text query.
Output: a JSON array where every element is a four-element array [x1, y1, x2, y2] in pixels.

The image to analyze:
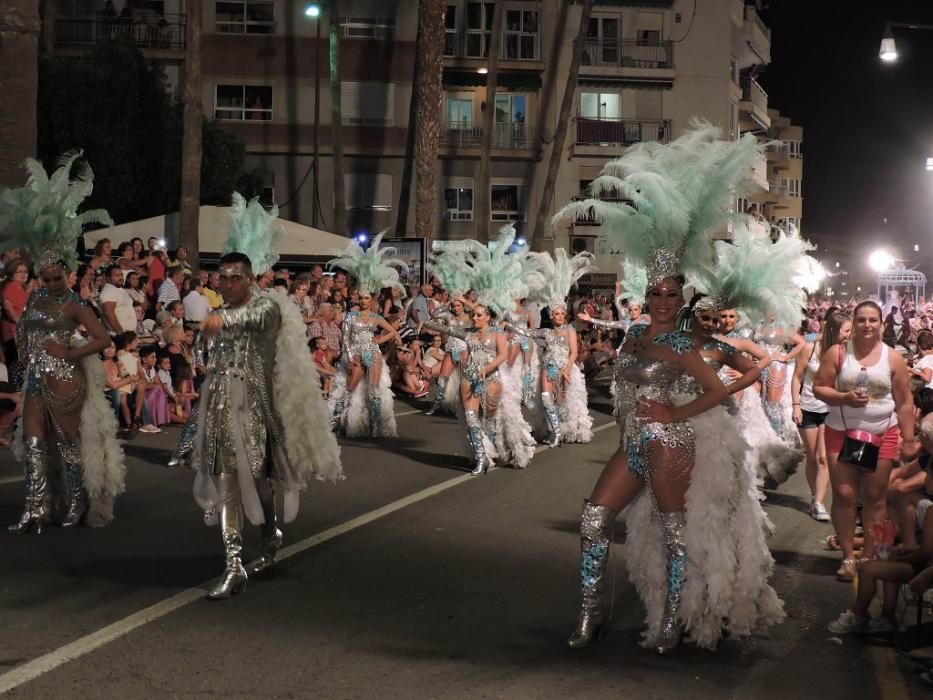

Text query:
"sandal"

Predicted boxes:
[[836, 558, 857, 582], [826, 535, 841, 551]]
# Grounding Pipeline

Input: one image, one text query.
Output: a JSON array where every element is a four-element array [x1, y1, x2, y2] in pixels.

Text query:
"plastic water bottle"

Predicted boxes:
[[856, 367, 869, 397]]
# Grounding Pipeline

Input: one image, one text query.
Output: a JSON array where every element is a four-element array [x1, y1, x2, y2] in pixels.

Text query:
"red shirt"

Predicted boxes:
[[1, 282, 27, 344]]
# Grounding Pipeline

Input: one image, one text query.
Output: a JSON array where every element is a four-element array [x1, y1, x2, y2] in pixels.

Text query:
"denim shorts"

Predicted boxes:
[[798, 409, 828, 429]]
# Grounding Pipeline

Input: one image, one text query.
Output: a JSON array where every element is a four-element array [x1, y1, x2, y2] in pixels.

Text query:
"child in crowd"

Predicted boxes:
[[311, 336, 337, 397], [138, 346, 169, 433], [103, 341, 137, 434], [394, 340, 429, 398], [174, 364, 198, 419]]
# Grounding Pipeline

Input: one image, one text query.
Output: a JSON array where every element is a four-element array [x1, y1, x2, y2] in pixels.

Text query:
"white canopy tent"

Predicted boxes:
[[83, 205, 350, 258], [878, 266, 926, 308]]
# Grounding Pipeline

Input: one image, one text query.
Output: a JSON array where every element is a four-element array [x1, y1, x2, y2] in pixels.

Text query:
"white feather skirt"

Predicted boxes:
[[334, 362, 398, 439], [441, 364, 462, 413], [530, 365, 593, 444], [620, 403, 785, 649], [736, 386, 802, 490]]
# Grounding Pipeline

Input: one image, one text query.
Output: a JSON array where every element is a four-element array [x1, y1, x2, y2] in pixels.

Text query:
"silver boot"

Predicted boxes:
[[541, 391, 562, 448], [425, 375, 448, 415], [208, 474, 248, 600], [330, 390, 348, 433], [656, 510, 687, 654], [465, 410, 489, 475], [9, 437, 50, 535], [567, 500, 616, 648], [60, 440, 88, 528], [369, 393, 383, 438], [246, 478, 283, 576], [521, 367, 535, 408]]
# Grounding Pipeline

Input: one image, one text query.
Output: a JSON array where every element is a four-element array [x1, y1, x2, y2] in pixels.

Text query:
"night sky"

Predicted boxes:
[[760, 0, 933, 291]]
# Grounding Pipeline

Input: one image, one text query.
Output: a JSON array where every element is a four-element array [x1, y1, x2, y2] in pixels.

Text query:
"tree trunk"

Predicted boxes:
[[0, 0, 40, 188], [529, 0, 593, 252], [412, 0, 444, 246], [39, 0, 56, 54], [329, 1, 347, 236], [473, 0, 504, 244], [397, 0, 423, 237], [179, 0, 202, 272]]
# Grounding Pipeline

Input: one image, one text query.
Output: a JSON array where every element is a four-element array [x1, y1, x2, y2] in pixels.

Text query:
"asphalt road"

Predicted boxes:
[[0, 384, 918, 699]]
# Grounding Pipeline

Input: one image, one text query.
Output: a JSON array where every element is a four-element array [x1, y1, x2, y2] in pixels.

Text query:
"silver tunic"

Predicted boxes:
[[198, 295, 283, 476], [341, 311, 384, 368]]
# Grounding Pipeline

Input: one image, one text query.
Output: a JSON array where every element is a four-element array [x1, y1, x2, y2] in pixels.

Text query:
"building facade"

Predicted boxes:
[[53, 0, 797, 268], [748, 108, 805, 237]]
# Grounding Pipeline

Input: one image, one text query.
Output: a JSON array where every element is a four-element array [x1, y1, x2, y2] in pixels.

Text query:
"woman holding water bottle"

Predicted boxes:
[[814, 300, 917, 582]]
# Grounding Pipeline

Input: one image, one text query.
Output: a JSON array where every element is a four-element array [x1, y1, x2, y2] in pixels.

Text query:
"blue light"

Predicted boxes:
[[516, 237, 527, 246], [356, 233, 369, 244]]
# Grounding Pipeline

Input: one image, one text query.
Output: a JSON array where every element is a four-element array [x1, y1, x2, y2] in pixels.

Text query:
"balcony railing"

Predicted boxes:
[[570, 194, 631, 226], [744, 5, 772, 41], [581, 39, 674, 69], [575, 118, 672, 147], [441, 122, 538, 149], [55, 13, 186, 50], [741, 77, 768, 113], [443, 31, 540, 62], [767, 181, 790, 198]]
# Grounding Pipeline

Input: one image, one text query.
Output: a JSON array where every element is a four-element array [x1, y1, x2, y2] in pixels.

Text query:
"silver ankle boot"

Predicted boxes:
[[567, 500, 616, 648], [465, 410, 489, 475], [425, 375, 448, 415], [541, 391, 562, 448], [656, 510, 687, 654], [9, 437, 50, 535], [330, 390, 348, 432], [369, 393, 383, 438], [208, 475, 248, 600], [246, 478, 283, 576], [60, 441, 88, 528]]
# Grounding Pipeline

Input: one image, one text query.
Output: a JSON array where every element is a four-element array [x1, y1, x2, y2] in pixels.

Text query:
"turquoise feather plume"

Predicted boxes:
[[223, 192, 284, 276], [328, 230, 408, 296]]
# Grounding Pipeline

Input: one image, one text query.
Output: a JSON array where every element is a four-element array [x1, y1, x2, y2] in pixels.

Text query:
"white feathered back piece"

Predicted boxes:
[[527, 248, 597, 311], [328, 230, 408, 296], [223, 191, 284, 276]]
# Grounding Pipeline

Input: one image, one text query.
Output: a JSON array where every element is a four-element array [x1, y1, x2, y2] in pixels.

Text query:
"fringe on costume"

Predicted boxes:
[[531, 364, 593, 444]]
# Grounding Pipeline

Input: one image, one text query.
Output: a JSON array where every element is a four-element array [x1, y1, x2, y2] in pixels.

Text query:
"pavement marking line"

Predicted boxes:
[[0, 420, 617, 695], [0, 476, 22, 486], [394, 408, 423, 417]]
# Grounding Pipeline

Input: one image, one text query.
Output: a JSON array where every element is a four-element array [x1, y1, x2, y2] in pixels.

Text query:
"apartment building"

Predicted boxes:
[[748, 108, 805, 237], [52, 0, 784, 266]]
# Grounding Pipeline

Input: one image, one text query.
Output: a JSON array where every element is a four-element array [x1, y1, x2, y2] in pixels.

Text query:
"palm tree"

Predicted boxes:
[[0, 0, 40, 188], [412, 0, 445, 246], [473, 0, 504, 243], [330, 0, 347, 236], [179, 0, 202, 271], [529, 0, 593, 252]]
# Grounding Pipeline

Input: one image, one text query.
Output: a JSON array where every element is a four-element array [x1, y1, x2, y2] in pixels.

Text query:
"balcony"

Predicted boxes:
[[581, 39, 673, 69], [444, 30, 541, 63], [55, 13, 186, 52], [764, 180, 791, 208], [569, 194, 632, 227], [575, 118, 672, 147], [739, 77, 770, 133], [738, 4, 771, 68], [440, 122, 539, 150], [750, 151, 769, 191]]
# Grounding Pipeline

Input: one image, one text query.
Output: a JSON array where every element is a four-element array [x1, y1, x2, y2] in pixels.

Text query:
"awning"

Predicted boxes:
[[443, 69, 543, 90]]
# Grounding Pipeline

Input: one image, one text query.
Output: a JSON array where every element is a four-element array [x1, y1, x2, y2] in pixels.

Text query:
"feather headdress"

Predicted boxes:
[[527, 248, 597, 311], [693, 222, 810, 329], [427, 246, 475, 297], [553, 121, 763, 289], [222, 192, 284, 276], [0, 150, 112, 272], [619, 258, 649, 305], [462, 225, 537, 317], [328, 230, 408, 296]]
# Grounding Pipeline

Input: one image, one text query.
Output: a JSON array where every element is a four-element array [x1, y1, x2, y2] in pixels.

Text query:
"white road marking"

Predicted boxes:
[[0, 420, 616, 694], [393, 408, 423, 417], [0, 475, 22, 486]]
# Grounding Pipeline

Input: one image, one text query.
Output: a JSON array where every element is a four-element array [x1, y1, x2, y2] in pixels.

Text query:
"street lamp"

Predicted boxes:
[[305, 3, 324, 228], [880, 27, 898, 61], [926, 158, 933, 171], [304, 3, 321, 18], [869, 249, 896, 272]]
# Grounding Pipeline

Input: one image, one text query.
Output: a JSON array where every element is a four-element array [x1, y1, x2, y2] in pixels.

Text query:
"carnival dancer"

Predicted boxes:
[[0, 151, 125, 532], [424, 227, 537, 472], [170, 193, 342, 599], [503, 297, 539, 407], [328, 233, 404, 438], [423, 248, 475, 416], [755, 316, 806, 440], [556, 122, 784, 653], [509, 248, 596, 447]]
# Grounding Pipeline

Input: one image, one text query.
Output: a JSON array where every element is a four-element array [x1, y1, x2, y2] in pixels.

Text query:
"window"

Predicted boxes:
[[340, 16, 395, 40], [729, 101, 738, 140], [780, 178, 801, 197], [444, 4, 458, 56], [215, 0, 274, 34], [503, 8, 539, 60], [585, 16, 620, 65], [215, 85, 273, 121], [341, 82, 395, 125], [465, 1, 494, 58], [446, 92, 474, 126], [730, 55, 739, 84], [344, 173, 392, 211], [580, 92, 620, 120], [443, 186, 473, 221], [787, 140, 803, 159], [490, 183, 525, 221], [495, 94, 525, 124], [776, 217, 801, 232]]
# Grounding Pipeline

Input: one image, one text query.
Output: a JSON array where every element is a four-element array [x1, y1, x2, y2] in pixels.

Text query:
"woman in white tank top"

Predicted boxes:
[[813, 301, 917, 582], [792, 311, 851, 523]]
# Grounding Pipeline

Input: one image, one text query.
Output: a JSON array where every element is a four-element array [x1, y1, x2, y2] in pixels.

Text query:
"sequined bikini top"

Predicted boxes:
[[615, 326, 693, 399]]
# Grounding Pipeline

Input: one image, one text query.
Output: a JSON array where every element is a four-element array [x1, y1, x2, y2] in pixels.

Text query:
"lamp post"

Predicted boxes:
[[305, 3, 323, 229], [879, 21, 933, 63]]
